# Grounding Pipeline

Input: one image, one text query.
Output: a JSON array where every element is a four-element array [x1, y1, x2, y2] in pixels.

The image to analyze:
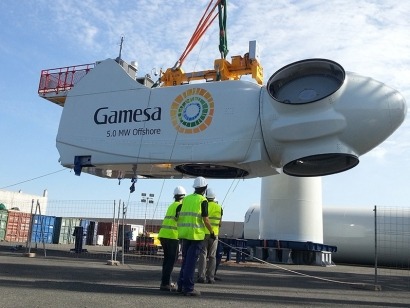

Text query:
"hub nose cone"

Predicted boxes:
[[261, 58, 407, 177]]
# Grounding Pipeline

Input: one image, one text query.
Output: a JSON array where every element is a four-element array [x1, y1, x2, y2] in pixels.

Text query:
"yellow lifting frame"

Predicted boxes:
[[160, 52, 263, 87]]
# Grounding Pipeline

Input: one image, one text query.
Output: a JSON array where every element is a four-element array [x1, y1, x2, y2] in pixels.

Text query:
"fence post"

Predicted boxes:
[[374, 205, 378, 285], [26, 199, 35, 254], [110, 200, 116, 262], [121, 201, 126, 265], [114, 199, 121, 262]]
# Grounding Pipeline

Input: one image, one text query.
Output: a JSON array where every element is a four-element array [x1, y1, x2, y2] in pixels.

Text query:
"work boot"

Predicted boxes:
[[159, 285, 170, 291], [160, 282, 177, 292], [184, 289, 201, 296], [197, 277, 205, 283], [160, 284, 176, 291]]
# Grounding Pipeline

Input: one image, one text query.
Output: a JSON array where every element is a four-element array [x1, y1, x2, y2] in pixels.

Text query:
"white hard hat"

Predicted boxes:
[[193, 176, 207, 188], [174, 186, 186, 195], [206, 188, 216, 199]]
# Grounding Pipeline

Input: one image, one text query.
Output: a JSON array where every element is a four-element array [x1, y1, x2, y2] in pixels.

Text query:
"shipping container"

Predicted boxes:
[[86, 221, 98, 245], [53, 217, 81, 244], [5, 210, 31, 242], [0, 210, 8, 241], [31, 214, 56, 244], [117, 224, 142, 245], [135, 235, 158, 255], [97, 222, 117, 246], [79, 219, 90, 246], [145, 224, 161, 233]]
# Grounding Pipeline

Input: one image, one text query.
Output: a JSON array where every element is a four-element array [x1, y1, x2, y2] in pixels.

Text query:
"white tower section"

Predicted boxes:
[[244, 204, 261, 239], [260, 174, 323, 243]]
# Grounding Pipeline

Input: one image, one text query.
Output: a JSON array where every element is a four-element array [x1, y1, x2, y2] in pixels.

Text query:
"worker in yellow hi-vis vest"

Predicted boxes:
[[158, 186, 186, 291], [177, 177, 213, 296]]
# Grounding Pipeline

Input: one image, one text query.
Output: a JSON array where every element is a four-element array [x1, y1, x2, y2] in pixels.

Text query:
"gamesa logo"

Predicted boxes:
[[170, 88, 214, 134]]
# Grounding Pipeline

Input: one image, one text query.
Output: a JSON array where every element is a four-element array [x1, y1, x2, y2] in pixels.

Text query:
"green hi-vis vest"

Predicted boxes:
[[158, 201, 181, 240], [205, 201, 222, 235], [177, 193, 206, 240]]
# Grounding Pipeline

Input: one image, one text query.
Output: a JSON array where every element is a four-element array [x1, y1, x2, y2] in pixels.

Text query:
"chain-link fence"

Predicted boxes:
[[374, 206, 410, 289], [1, 199, 410, 292]]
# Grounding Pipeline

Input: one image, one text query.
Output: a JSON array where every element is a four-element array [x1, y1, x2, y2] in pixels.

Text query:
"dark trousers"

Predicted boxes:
[[215, 241, 223, 274], [159, 238, 179, 286], [124, 239, 130, 253], [177, 239, 202, 292]]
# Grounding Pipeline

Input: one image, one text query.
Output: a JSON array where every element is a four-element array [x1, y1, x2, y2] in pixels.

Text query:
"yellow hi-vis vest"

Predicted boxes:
[[205, 200, 222, 235], [177, 193, 206, 240], [158, 201, 181, 240]]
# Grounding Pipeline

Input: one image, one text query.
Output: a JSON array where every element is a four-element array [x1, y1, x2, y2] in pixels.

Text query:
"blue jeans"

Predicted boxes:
[[177, 239, 202, 292]]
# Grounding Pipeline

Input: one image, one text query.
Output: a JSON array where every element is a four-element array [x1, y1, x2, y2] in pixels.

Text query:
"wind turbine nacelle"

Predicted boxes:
[[54, 58, 406, 179], [261, 58, 406, 176]]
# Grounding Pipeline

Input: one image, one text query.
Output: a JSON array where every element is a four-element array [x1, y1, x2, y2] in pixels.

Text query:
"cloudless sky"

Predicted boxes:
[[0, 0, 409, 222]]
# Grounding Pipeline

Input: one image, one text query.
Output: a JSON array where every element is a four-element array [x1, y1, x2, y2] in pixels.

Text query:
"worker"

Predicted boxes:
[[158, 186, 186, 291], [177, 176, 214, 296], [197, 188, 223, 284], [124, 229, 133, 253]]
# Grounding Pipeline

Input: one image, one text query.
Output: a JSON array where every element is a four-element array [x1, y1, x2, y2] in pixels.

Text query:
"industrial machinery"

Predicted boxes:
[[37, 0, 406, 181]]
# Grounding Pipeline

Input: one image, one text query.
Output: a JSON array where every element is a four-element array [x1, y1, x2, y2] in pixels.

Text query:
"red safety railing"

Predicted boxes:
[[38, 63, 95, 95]]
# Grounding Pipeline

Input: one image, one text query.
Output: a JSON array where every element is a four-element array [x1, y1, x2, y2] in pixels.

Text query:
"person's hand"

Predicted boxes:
[[210, 232, 216, 240]]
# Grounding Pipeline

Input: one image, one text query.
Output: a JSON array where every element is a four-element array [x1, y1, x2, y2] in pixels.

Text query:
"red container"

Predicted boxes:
[[5, 211, 31, 243], [97, 222, 118, 246]]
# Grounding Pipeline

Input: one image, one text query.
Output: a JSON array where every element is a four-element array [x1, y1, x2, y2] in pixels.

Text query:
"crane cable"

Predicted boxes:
[[0, 168, 68, 190], [218, 0, 228, 59], [173, 0, 222, 69]]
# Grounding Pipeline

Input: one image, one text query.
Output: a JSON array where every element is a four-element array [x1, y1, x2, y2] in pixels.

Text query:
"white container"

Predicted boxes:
[[97, 235, 104, 246]]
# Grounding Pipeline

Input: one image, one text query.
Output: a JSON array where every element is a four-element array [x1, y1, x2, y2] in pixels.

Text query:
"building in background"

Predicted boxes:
[[0, 189, 48, 214]]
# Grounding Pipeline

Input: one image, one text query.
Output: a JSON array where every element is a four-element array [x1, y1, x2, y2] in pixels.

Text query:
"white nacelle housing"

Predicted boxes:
[[53, 58, 406, 179]]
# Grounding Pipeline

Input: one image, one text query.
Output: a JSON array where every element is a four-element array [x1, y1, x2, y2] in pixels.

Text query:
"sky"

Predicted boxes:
[[0, 0, 409, 222]]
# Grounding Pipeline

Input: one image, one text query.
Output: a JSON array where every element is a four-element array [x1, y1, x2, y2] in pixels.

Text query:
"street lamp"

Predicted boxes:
[[141, 193, 154, 233]]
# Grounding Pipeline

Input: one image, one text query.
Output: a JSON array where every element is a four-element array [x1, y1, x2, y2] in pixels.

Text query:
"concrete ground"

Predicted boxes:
[[0, 244, 409, 307]]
